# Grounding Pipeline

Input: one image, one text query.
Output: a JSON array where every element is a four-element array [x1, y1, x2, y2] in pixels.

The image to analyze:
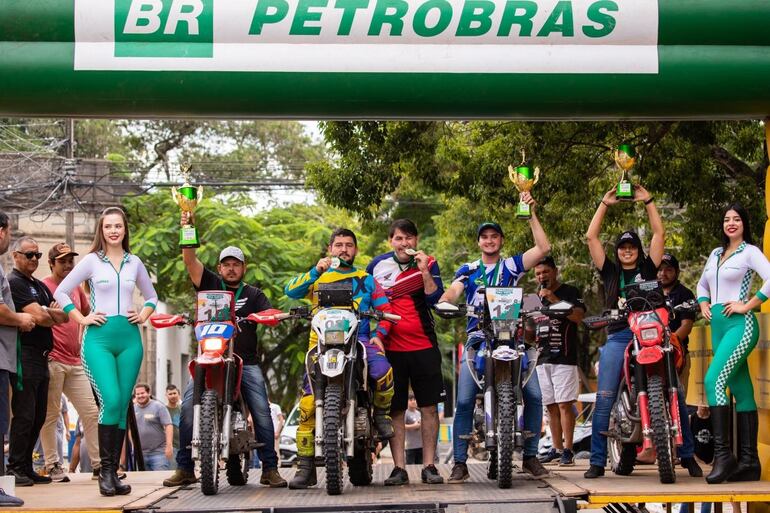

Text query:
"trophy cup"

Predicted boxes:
[[508, 150, 540, 220], [172, 164, 203, 248], [614, 143, 637, 202]]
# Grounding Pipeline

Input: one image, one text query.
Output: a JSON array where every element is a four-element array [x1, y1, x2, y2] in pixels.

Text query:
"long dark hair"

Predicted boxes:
[[90, 207, 131, 254], [720, 203, 753, 250]]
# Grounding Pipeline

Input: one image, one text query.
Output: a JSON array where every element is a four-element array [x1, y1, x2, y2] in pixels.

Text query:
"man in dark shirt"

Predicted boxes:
[[531, 257, 585, 467], [7, 237, 67, 486], [657, 253, 696, 386], [164, 212, 286, 488]]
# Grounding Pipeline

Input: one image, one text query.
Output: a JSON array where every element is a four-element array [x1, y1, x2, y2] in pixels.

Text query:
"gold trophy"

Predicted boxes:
[[508, 150, 540, 219], [614, 143, 637, 201], [172, 164, 203, 248]]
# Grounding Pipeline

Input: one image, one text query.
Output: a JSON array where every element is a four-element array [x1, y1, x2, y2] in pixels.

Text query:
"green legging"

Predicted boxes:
[[704, 304, 759, 411], [82, 316, 144, 428]]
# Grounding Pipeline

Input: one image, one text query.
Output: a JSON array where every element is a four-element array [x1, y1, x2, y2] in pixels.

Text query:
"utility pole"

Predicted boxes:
[[64, 119, 75, 248]]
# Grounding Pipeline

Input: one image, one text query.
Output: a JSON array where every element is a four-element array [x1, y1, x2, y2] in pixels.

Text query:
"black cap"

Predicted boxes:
[[615, 230, 643, 251], [477, 222, 504, 239], [660, 253, 680, 271]]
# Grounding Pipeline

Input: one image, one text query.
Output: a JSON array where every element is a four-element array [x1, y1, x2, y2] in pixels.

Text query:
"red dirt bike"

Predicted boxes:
[[583, 280, 697, 484], [150, 290, 265, 495]]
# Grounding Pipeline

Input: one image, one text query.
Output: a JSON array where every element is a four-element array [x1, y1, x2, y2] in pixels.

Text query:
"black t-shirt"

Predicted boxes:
[[535, 284, 586, 366], [196, 267, 271, 366], [598, 256, 658, 333], [691, 413, 713, 464], [9, 269, 54, 376], [665, 282, 696, 353]]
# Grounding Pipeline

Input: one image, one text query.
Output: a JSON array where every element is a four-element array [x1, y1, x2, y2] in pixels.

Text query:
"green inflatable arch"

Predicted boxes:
[[1, 0, 769, 119]]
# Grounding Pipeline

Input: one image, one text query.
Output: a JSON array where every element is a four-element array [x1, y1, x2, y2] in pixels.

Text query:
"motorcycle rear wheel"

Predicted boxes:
[[199, 389, 221, 495], [226, 452, 249, 486]]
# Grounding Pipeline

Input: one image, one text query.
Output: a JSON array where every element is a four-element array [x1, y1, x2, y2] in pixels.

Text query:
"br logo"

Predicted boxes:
[[114, 0, 213, 58]]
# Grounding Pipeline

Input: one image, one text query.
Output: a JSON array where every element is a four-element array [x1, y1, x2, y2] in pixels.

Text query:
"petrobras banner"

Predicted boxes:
[[74, 0, 659, 73]]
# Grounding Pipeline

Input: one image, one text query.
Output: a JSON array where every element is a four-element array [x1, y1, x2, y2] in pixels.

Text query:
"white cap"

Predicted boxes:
[[219, 246, 245, 263]]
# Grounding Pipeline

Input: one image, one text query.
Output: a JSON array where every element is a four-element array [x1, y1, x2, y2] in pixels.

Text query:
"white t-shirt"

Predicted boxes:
[[270, 403, 283, 435]]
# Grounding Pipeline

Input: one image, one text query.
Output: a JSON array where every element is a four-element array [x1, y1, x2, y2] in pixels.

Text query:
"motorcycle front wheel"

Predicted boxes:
[[496, 376, 515, 489], [323, 382, 345, 495], [199, 389, 221, 495], [648, 374, 676, 484]]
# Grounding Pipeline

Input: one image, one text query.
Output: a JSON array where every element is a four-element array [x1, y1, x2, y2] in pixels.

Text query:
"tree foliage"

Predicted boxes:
[[123, 191, 367, 410]]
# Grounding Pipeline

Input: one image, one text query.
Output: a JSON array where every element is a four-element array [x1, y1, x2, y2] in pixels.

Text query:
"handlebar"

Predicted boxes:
[[582, 299, 700, 331]]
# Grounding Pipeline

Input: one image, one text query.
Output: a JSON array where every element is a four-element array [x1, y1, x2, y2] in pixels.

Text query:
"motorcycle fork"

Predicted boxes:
[[484, 351, 496, 448], [220, 359, 237, 460], [314, 359, 325, 458], [344, 357, 357, 458], [634, 358, 653, 450], [191, 364, 206, 460], [510, 358, 524, 449], [665, 350, 683, 446]]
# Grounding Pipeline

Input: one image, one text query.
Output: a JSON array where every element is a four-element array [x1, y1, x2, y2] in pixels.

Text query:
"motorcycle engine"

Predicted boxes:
[[354, 407, 371, 438], [229, 411, 255, 454]]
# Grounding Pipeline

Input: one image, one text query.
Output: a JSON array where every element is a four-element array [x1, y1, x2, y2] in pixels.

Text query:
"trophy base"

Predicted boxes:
[[515, 202, 532, 220], [616, 195, 634, 202], [179, 226, 200, 249], [616, 181, 633, 202]]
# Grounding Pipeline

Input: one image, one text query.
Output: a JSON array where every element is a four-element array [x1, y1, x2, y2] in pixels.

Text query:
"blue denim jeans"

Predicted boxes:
[[176, 364, 278, 472], [453, 337, 542, 463], [144, 452, 171, 471], [589, 328, 694, 467]]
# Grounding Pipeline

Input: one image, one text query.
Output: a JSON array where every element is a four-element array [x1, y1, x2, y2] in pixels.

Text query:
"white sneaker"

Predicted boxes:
[[47, 463, 70, 483]]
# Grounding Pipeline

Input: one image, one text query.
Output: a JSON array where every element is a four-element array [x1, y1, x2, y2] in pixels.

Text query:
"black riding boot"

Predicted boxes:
[[728, 410, 761, 482], [98, 424, 117, 496], [706, 406, 737, 484], [112, 428, 131, 495], [288, 456, 317, 489]]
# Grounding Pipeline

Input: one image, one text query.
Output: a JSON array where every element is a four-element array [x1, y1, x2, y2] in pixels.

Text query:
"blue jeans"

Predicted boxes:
[[144, 452, 171, 471], [453, 337, 542, 463], [590, 328, 694, 467], [176, 364, 278, 472]]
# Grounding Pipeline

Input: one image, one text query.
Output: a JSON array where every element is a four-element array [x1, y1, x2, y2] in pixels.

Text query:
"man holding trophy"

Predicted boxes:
[[163, 172, 287, 489]]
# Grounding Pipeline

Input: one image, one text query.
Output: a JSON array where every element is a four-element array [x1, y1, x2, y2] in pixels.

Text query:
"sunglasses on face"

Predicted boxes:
[[16, 251, 42, 260]]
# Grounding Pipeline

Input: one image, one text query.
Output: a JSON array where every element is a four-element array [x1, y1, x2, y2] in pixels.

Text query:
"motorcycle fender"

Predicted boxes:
[[637, 346, 663, 366], [491, 345, 518, 362], [197, 353, 224, 365], [319, 349, 347, 378]]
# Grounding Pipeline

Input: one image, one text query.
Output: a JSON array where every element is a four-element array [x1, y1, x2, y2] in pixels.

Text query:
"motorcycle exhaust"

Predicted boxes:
[[346, 399, 355, 458]]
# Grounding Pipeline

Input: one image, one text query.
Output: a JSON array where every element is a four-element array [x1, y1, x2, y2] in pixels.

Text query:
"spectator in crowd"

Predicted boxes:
[[0, 211, 34, 506], [165, 384, 181, 470], [8, 236, 68, 486], [69, 418, 93, 474], [133, 384, 173, 471], [41, 243, 100, 482], [405, 394, 423, 465], [270, 403, 284, 455]]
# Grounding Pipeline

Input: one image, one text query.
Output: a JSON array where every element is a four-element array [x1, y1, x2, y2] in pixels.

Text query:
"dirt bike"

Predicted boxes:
[[435, 288, 573, 488], [150, 289, 262, 495], [252, 281, 400, 495], [583, 280, 698, 484]]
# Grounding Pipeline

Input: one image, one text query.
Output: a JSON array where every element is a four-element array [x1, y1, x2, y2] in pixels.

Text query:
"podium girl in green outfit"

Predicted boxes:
[[54, 207, 158, 496], [697, 203, 770, 484]]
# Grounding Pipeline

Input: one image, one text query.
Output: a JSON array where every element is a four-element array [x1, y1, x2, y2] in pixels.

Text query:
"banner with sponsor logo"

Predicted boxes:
[[74, 0, 659, 73]]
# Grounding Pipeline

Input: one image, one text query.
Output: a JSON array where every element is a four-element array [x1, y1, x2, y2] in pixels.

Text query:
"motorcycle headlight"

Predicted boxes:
[[640, 328, 659, 341], [324, 330, 345, 345], [201, 337, 225, 352]]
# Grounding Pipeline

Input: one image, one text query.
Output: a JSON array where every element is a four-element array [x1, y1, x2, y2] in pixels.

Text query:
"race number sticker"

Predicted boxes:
[[485, 287, 523, 320]]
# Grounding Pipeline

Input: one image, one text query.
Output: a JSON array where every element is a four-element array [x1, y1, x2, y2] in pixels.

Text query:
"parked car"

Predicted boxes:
[[279, 403, 300, 467]]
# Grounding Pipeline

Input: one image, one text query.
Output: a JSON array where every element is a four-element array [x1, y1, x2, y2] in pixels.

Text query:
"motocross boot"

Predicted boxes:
[[288, 456, 317, 489], [374, 409, 394, 440], [728, 410, 761, 482], [706, 406, 737, 484]]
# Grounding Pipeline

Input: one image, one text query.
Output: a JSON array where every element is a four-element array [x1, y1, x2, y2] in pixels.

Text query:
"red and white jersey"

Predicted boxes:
[[367, 252, 444, 352]]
